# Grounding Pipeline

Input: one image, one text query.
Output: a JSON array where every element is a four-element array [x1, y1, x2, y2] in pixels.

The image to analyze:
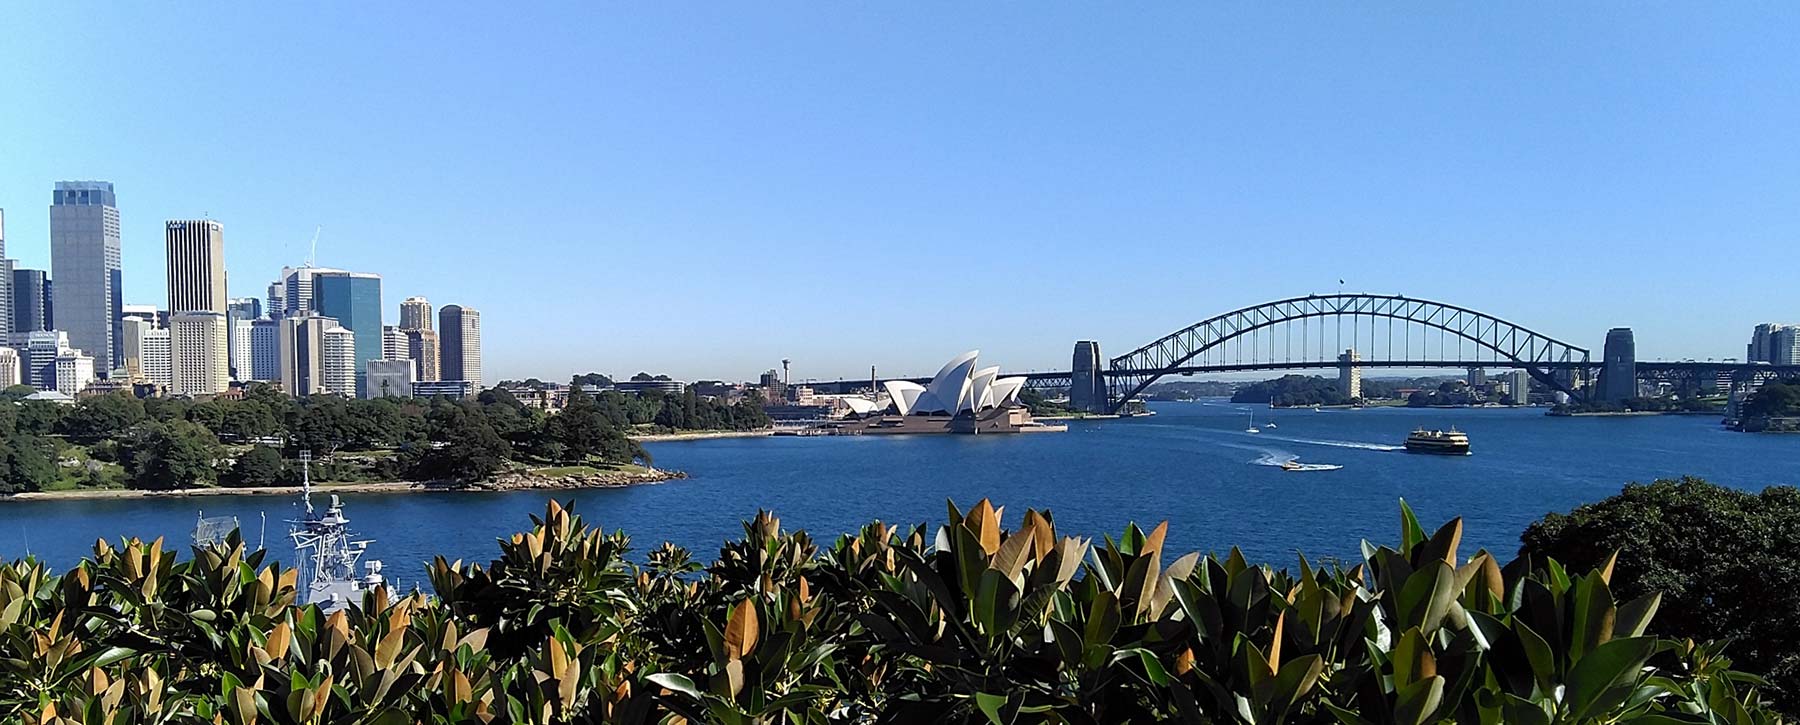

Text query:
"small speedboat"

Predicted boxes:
[[1281, 459, 1343, 472]]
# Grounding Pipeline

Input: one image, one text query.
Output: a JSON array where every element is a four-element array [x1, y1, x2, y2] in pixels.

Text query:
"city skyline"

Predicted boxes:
[[2, 5, 1796, 383]]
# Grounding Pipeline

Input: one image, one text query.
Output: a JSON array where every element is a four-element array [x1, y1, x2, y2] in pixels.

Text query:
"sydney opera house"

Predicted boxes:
[[827, 351, 1063, 434]]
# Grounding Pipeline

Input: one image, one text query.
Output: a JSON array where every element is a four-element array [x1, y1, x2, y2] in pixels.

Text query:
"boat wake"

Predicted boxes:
[[1259, 435, 1404, 452], [1251, 450, 1344, 472], [1252, 451, 1297, 467]]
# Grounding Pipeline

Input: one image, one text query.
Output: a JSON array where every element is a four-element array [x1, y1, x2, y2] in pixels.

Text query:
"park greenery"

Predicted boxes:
[[1549, 396, 1720, 416], [1521, 476, 1800, 710], [0, 497, 1782, 723], [1231, 375, 1361, 407], [1739, 378, 1800, 420], [0, 382, 770, 494]]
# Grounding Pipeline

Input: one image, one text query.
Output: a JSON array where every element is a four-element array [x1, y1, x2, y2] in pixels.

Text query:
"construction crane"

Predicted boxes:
[[303, 225, 322, 268]]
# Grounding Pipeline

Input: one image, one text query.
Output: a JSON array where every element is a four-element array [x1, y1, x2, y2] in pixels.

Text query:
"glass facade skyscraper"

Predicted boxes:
[[50, 181, 122, 374], [313, 271, 383, 395]]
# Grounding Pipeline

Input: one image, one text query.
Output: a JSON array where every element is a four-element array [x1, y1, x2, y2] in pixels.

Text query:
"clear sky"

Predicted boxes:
[[2, 4, 1794, 383]]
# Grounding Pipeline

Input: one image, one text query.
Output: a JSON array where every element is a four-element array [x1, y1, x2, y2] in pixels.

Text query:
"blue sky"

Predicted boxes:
[[1, 4, 1794, 383]]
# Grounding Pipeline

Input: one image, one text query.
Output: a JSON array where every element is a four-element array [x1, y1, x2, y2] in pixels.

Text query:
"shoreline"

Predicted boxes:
[[633, 429, 774, 442], [2, 467, 688, 502]]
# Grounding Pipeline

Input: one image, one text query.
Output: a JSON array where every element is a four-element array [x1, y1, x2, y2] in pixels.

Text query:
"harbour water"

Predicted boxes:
[[2, 401, 1792, 572]]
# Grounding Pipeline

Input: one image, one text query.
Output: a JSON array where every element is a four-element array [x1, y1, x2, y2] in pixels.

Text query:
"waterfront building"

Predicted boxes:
[[164, 220, 226, 314], [313, 271, 382, 395], [278, 314, 339, 396], [405, 327, 440, 381], [249, 318, 280, 381], [10, 268, 51, 333], [169, 311, 229, 395], [321, 325, 357, 397], [1338, 348, 1362, 400], [382, 325, 407, 359], [365, 358, 415, 398], [1466, 367, 1487, 388], [1069, 341, 1107, 414], [438, 304, 481, 387], [411, 379, 475, 399], [50, 181, 123, 373], [854, 351, 1056, 434], [53, 350, 95, 396], [759, 369, 787, 404], [1600, 327, 1638, 403], [1510, 369, 1531, 405], [399, 296, 432, 331], [0, 347, 18, 387]]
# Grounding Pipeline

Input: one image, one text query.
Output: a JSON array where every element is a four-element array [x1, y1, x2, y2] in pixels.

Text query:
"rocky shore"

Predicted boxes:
[[2, 467, 688, 501]]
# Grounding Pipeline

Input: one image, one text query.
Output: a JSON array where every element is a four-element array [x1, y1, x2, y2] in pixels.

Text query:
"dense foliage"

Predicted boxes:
[[1231, 375, 1358, 407], [1521, 476, 1800, 710], [0, 498, 1778, 723], [1550, 397, 1718, 415], [1741, 378, 1800, 418], [0, 381, 760, 493]]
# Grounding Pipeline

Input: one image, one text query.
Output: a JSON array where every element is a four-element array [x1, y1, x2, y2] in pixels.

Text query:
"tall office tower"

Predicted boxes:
[[53, 351, 95, 396], [164, 220, 226, 314], [405, 328, 440, 381], [382, 325, 407, 359], [170, 311, 229, 395], [11, 331, 71, 388], [0, 347, 17, 388], [1600, 328, 1637, 403], [225, 297, 260, 380], [399, 296, 432, 331], [122, 316, 174, 387], [321, 325, 357, 397], [0, 209, 12, 339], [312, 271, 382, 395], [227, 297, 261, 321], [277, 266, 347, 317], [249, 318, 280, 381], [438, 304, 481, 387], [11, 268, 51, 332], [1746, 324, 1786, 364], [50, 181, 122, 373], [279, 314, 337, 395], [1773, 327, 1800, 366], [120, 315, 152, 380], [266, 281, 286, 320], [365, 358, 415, 399]]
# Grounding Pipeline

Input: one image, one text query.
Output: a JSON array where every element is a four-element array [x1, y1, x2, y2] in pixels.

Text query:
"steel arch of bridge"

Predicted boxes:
[[1104, 294, 1590, 412]]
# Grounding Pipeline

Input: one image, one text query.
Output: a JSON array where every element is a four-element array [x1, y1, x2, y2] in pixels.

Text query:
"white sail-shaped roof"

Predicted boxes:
[[913, 350, 979, 415], [969, 366, 1001, 412], [883, 380, 927, 415], [989, 377, 1027, 408]]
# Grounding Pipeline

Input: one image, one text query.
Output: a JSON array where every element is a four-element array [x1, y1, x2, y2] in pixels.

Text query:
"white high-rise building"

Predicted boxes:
[[142, 328, 173, 387], [382, 325, 407, 360], [0, 347, 19, 388], [54, 351, 94, 396], [231, 318, 254, 381], [170, 311, 229, 395], [438, 304, 481, 388], [120, 316, 173, 386], [322, 325, 357, 397]]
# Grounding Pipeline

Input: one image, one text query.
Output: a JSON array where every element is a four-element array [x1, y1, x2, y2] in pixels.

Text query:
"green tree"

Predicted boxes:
[[15, 400, 68, 436], [0, 435, 57, 493], [127, 421, 224, 490], [414, 410, 511, 482], [1520, 476, 1800, 709], [58, 392, 147, 440], [549, 385, 619, 463], [0, 384, 36, 403], [228, 445, 288, 488]]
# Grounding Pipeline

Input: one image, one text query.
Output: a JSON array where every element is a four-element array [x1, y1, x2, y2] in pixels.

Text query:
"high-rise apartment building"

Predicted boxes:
[[1510, 369, 1531, 405], [170, 311, 229, 395], [11, 268, 51, 333], [1747, 324, 1800, 366], [278, 314, 337, 396], [164, 220, 226, 314], [249, 318, 281, 381], [383, 325, 407, 359], [313, 271, 382, 395], [1337, 348, 1362, 400], [405, 328, 440, 381], [399, 296, 432, 331], [322, 325, 357, 397], [438, 304, 481, 387], [365, 358, 415, 398], [0, 347, 18, 388], [50, 181, 122, 373]]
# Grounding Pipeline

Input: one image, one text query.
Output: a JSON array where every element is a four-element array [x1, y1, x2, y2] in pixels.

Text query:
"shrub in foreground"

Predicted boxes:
[[0, 499, 1780, 723]]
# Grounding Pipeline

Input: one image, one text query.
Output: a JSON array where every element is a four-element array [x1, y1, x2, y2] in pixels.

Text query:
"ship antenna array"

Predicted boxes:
[[299, 450, 314, 515]]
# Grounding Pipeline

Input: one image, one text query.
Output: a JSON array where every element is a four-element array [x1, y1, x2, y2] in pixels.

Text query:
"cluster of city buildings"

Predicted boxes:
[[0, 181, 481, 401], [1746, 323, 1800, 366]]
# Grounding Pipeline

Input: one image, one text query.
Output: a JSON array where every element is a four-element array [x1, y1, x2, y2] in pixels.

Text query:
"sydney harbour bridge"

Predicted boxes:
[[810, 294, 1798, 414]]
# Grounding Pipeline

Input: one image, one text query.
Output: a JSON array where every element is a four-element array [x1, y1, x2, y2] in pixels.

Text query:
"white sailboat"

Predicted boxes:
[[1245, 410, 1260, 434]]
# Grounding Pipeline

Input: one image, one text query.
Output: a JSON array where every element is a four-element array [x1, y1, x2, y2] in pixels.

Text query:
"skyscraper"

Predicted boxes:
[[164, 220, 226, 314], [438, 304, 481, 387], [50, 181, 122, 373], [399, 296, 432, 331], [11, 330, 70, 389], [276, 266, 347, 317], [1338, 348, 1362, 400], [227, 297, 262, 321], [226, 297, 261, 380], [249, 318, 280, 381], [11, 268, 51, 333], [279, 314, 337, 396], [405, 328, 440, 381], [266, 281, 286, 320], [122, 316, 175, 386], [0, 209, 12, 339], [0, 347, 18, 388], [382, 325, 407, 359], [170, 311, 229, 395], [312, 271, 382, 395]]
